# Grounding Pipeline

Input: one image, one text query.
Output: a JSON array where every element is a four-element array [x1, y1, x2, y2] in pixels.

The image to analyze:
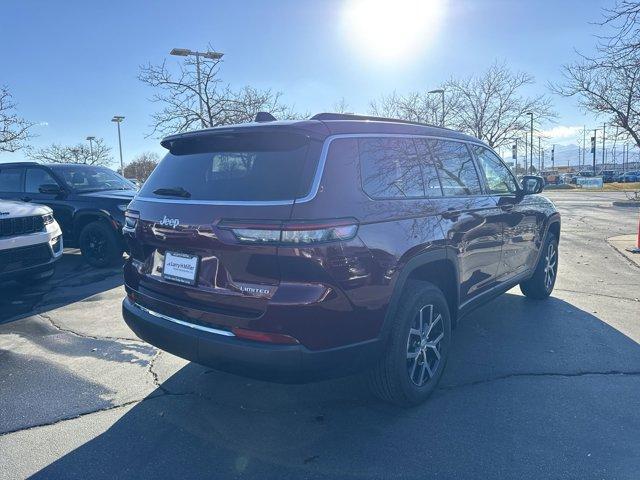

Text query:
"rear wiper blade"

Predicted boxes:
[[153, 186, 191, 198]]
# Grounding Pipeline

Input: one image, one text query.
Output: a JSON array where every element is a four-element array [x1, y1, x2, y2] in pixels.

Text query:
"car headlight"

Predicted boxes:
[[42, 213, 55, 225], [117, 204, 130, 212]]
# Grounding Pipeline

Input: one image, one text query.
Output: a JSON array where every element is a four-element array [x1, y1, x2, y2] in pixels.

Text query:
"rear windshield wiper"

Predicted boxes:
[[153, 186, 191, 198]]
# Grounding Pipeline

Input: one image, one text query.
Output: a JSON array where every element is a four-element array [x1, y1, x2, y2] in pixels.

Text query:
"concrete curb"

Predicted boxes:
[[607, 234, 640, 268]]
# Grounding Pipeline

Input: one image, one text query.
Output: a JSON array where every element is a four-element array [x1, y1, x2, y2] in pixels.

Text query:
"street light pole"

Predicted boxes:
[[111, 116, 125, 174], [170, 47, 224, 129], [602, 123, 606, 169], [527, 112, 534, 174], [86, 136, 95, 164], [428, 89, 445, 127]]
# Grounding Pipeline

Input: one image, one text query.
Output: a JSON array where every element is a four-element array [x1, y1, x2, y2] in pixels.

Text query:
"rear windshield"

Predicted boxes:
[[140, 132, 312, 202]]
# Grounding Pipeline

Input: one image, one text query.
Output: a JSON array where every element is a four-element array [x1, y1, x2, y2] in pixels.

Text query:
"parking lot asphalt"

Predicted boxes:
[[1, 191, 639, 479]]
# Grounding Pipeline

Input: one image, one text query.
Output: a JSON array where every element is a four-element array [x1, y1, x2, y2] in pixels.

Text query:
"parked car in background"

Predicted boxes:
[[0, 199, 63, 284], [617, 170, 640, 183], [121, 113, 561, 406], [570, 170, 595, 184], [540, 170, 560, 185], [598, 170, 616, 183], [0, 162, 136, 267]]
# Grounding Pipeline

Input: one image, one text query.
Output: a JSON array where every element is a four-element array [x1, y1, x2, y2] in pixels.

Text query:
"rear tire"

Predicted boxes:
[[79, 221, 122, 268], [367, 281, 451, 407], [520, 232, 558, 300]]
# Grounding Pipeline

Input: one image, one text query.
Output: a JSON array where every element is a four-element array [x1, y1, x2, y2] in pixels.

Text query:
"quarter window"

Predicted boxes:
[[359, 138, 425, 198], [0, 168, 24, 192], [428, 139, 482, 196], [472, 146, 518, 194], [25, 168, 58, 193]]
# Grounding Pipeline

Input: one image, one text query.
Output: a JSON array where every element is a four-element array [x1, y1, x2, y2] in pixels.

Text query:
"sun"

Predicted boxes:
[[342, 0, 446, 64]]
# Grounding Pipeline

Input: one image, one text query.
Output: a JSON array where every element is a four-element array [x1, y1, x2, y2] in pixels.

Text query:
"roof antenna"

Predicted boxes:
[[254, 112, 277, 122]]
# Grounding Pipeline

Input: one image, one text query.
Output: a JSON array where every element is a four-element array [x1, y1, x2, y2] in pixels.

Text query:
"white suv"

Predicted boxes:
[[0, 200, 63, 284]]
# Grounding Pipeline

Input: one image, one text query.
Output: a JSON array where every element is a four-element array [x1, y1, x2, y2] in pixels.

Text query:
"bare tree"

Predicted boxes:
[[600, 1, 640, 60], [444, 63, 555, 148], [28, 137, 112, 165], [139, 49, 296, 136], [369, 63, 553, 149], [332, 98, 352, 114], [0, 86, 34, 152], [552, 2, 640, 148], [122, 151, 160, 181], [370, 91, 443, 125]]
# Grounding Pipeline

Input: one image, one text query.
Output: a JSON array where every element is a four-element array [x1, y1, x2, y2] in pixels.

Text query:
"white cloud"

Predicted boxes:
[[541, 125, 582, 141]]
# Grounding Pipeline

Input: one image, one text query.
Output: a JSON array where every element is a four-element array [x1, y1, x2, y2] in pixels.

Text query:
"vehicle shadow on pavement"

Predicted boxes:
[[0, 250, 124, 324], [30, 293, 640, 479]]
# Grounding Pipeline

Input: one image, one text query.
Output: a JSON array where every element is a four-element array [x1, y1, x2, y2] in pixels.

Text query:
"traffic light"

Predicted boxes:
[[512, 144, 517, 160], [590, 136, 596, 153]]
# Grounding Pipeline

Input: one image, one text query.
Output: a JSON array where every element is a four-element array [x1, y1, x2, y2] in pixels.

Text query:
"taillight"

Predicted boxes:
[[219, 219, 358, 245]]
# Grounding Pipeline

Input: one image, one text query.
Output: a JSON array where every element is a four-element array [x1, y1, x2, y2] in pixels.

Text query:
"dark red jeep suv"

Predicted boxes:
[[122, 113, 560, 406]]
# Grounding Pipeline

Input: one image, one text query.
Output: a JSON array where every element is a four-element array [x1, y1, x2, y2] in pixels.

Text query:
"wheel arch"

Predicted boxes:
[[73, 209, 117, 240], [381, 250, 460, 343]]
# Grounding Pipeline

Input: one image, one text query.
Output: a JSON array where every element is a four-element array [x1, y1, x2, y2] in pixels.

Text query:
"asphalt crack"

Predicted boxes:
[[438, 369, 640, 392], [38, 312, 144, 344]]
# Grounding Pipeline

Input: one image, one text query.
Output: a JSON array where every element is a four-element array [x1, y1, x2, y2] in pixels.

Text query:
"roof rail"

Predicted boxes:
[[310, 112, 446, 129], [0, 161, 39, 166]]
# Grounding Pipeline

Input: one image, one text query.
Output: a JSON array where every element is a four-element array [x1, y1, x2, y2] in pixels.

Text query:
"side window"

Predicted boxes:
[[359, 137, 425, 199], [0, 168, 24, 193], [25, 168, 58, 193], [414, 139, 443, 197], [472, 146, 518, 194], [428, 139, 482, 196]]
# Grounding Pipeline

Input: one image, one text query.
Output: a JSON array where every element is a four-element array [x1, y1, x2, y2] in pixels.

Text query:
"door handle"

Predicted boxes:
[[21, 196, 32, 202], [442, 209, 461, 220]]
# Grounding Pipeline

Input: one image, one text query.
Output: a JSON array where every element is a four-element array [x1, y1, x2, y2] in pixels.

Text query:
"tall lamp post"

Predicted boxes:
[[111, 116, 125, 174], [86, 136, 95, 164], [526, 112, 534, 174], [170, 47, 225, 128], [428, 89, 445, 127]]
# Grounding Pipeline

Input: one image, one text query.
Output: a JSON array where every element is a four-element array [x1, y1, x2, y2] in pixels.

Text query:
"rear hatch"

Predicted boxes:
[[125, 127, 323, 322]]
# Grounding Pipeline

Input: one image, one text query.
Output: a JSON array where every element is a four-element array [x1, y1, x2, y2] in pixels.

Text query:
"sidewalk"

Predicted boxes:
[[607, 234, 640, 268]]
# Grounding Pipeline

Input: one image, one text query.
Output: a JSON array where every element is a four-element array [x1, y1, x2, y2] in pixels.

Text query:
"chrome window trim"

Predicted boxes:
[[133, 302, 235, 337], [134, 133, 488, 206]]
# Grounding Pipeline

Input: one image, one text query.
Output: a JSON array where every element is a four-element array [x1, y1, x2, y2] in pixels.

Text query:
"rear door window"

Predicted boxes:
[[359, 137, 425, 199], [25, 168, 58, 193], [140, 132, 312, 202], [428, 139, 482, 196], [0, 168, 24, 193]]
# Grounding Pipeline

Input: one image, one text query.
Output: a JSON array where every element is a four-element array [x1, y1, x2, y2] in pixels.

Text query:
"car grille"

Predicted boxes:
[[0, 243, 52, 274], [0, 216, 45, 238]]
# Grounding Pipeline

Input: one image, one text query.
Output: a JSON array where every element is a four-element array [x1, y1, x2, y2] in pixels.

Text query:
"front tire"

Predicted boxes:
[[79, 221, 122, 268], [367, 281, 451, 407], [520, 232, 558, 300]]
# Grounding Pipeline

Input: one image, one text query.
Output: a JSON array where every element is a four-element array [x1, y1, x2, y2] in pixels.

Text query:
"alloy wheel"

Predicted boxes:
[[406, 304, 445, 387], [544, 242, 557, 291]]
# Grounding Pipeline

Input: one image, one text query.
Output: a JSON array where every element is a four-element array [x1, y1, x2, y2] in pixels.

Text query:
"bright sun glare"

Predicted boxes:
[[343, 0, 446, 64]]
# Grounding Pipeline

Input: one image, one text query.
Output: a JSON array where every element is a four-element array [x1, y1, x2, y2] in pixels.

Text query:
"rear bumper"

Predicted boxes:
[[122, 297, 383, 383]]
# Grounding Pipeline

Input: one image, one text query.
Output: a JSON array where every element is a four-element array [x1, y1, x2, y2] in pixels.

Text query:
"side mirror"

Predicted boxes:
[[39, 183, 63, 195], [520, 175, 544, 195]]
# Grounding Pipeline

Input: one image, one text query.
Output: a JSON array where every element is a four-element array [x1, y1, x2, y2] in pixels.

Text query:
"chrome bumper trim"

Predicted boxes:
[[132, 302, 235, 337]]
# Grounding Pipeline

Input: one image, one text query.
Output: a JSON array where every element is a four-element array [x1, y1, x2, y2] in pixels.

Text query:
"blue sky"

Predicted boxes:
[[0, 0, 615, 166]]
